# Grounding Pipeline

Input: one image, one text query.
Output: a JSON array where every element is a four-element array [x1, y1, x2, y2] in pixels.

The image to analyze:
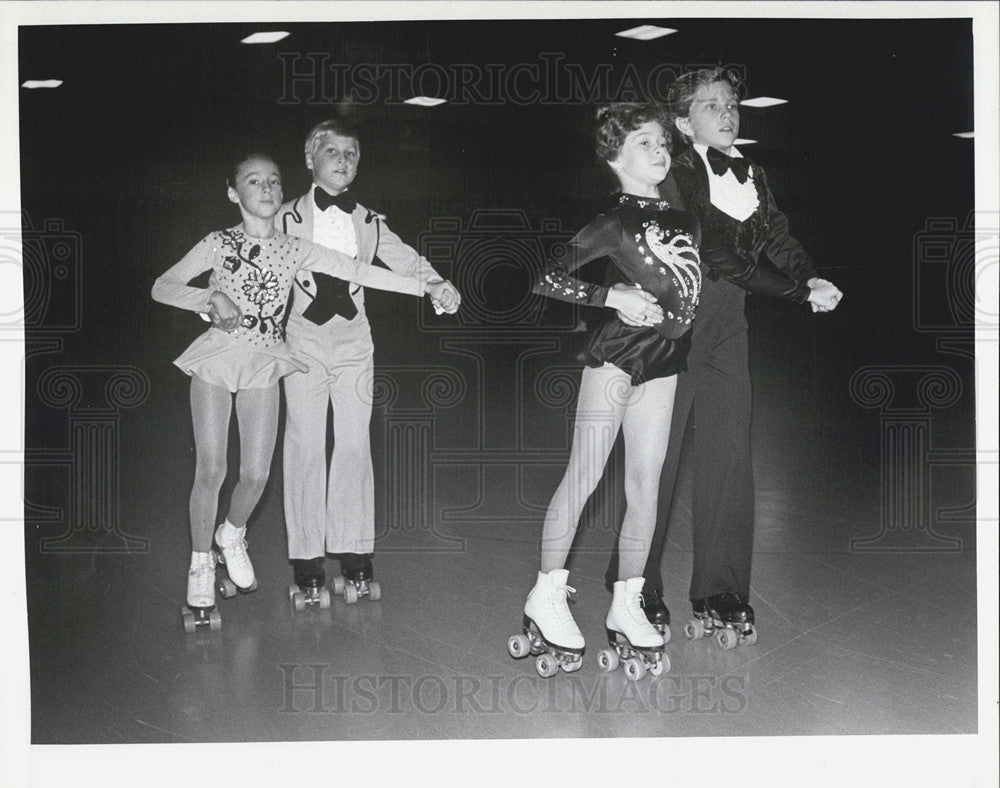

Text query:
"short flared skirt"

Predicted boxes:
[[173, 329, 309, 392], [580, 319, 691, 386]]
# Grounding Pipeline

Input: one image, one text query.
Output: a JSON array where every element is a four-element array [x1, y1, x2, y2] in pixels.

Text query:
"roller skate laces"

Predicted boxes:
[[214, 522, 255, 590], [186, 551, 216, 609]]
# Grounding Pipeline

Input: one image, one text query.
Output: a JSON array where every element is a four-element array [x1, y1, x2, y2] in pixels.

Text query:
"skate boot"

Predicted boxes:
[[598, 577, 669, 680], [685, 592, 757, 650], [214, 521, 257, 596], [182, 551, 221, 633], [639, 589, 671, 639], [508, 569, 585, 677], [289, 557, 331, 611], [333, 553, 380, 603]]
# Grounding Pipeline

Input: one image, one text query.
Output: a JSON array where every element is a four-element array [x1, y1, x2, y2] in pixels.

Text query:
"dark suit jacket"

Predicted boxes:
[[671, 147, 816, 303]]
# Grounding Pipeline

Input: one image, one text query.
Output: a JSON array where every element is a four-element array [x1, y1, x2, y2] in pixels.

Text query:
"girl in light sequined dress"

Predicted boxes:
[[152, 154, 455, 631], [508, 104, 701, 678]]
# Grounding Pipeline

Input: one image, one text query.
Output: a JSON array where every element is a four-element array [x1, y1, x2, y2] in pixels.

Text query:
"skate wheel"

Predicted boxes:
[[716, 628, 738, 650], [240, 578, 258, 594], [218, 577, 237, 599], [182, 609, 196, 634], [649, 653, 670, 677], [288, 583, 300, 601], [368, 580, 381, 602], [333, 575, 346, 595], [344, 584, 359, 604], [742, 626, 758, 646], [508, 634, 531, 659], [624, 657, 646, 682], [208, 609, 222, 631], [661, 625, 672, 645], [685, 619, 705, 640], [535, 653, 559, 678], [318, 587, 332, 609], [292, 591, 306, 612], [597, 648, 620, 673], [562, 658, 582, 673]]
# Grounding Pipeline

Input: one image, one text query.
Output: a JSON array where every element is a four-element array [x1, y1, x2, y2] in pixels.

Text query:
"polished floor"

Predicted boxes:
[[20, 285, 985, 752]]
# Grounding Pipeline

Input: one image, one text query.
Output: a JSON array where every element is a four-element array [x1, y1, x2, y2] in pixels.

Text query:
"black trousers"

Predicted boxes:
[[606, 277, 755, 601]]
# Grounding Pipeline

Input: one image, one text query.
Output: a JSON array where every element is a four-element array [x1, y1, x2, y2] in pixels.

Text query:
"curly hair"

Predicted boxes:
[[594, 102, 671, 163]]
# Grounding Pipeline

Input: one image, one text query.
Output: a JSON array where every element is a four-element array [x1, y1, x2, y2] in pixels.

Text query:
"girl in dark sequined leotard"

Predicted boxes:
[[512, 105, 702, 665]]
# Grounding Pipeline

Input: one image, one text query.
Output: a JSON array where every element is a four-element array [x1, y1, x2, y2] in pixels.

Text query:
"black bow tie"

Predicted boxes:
[[314, 187, 357, 214], [707, 147, 751, 185]]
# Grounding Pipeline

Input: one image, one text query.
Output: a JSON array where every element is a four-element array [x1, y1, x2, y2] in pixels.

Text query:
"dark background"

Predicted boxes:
[[18, 18, 978, 742]]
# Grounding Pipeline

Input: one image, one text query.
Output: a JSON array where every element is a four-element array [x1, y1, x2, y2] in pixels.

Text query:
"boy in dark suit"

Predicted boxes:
[[606, 69, 842, 643]]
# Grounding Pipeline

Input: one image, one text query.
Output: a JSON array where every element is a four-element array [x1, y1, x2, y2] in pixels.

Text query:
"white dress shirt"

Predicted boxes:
[[694, 143, 759, 223]]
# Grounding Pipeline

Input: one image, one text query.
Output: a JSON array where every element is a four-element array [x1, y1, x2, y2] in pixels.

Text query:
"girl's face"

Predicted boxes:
[[676, 81, 740, 151], [227, 157, 283, 219], [608, 120, 670, 192], [306, 133, 360, 195]]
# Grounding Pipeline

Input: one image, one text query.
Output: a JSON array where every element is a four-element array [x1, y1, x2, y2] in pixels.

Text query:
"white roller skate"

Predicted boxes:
[[507, 569, 585, 677], [214, 521, 258, 596], [598, 577, 669, 680], [182, 551, 221, 633]]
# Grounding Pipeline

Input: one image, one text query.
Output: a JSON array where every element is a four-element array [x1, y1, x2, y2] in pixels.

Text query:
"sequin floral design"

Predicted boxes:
[[216, 229, 290, 344], [242, 268, 280, 305]]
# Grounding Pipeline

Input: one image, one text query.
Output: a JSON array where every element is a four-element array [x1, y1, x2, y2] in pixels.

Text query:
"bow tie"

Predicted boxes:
[[707, 147, 751, 185], [314, 187, 357, 214]]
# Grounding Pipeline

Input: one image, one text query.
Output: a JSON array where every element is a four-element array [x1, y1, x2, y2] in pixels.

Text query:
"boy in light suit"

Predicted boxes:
[[279, 119, 459, 602]]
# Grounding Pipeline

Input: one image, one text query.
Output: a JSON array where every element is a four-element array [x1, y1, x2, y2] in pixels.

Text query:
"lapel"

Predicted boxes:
[[351, 204, 376, 266], [280, 191, 315, 241]]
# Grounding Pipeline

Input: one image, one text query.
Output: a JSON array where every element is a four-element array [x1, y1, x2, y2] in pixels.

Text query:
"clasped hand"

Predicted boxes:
[[207, 292, 241, 331], [607, 283, 663, 326], [806, 278, 843, 313], [425, 279, 461, 314]]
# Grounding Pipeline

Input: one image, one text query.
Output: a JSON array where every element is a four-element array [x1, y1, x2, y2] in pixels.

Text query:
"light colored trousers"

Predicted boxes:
[[283, 315, 376, 559]]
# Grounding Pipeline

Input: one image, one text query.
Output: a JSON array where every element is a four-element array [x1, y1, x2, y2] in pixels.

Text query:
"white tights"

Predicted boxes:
[[187, 376, 279, 552], [540, 365, 676, 580]]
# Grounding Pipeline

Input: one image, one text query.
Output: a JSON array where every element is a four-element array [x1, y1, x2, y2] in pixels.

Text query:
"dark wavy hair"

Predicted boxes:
[[594, 102, 671, 163], [666, 67, 744, 148]]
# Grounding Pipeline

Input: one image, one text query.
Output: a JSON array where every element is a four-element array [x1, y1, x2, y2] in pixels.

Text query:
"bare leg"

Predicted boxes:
[[539, 365, 631, 572], [617, 375, 677, 579]]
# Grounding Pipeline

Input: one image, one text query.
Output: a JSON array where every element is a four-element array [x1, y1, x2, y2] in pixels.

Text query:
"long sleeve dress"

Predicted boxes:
[[533, 193, 702, 385], [152, 227, 425, 392]]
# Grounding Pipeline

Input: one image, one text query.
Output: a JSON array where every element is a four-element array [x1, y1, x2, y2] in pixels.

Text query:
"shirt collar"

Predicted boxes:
[[694, 142, 742, 163]]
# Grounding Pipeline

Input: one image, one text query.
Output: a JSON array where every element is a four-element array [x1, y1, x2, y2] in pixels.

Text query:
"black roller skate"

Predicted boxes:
[[333, 553, 381, 604], [288, 557, 331, 611], [639, 589, 672, 638], [685, 593, 757, 650], [508, 569, 585, 677], [597, 578, 669, 680]]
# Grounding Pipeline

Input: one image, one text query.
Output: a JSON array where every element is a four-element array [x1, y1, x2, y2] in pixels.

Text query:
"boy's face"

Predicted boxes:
[[677, 81, 740, 152], [306, 133, 360, 195], [609, 120, 670, 190], [227, 157, 282, 219]]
